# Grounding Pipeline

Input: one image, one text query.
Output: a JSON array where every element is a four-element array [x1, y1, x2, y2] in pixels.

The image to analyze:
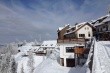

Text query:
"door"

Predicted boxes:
[[66, 58, 75, 67]]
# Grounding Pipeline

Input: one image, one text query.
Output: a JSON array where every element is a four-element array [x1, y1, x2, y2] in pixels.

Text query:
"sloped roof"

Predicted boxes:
[[64, 22, 94, 35], [18, 42, 40, 52], [75, 22, 94, 32], [58, 27, 64, 31], [93, 14, 110, 26], [57, 24, 69, 32], [41, 40, 57, 48]]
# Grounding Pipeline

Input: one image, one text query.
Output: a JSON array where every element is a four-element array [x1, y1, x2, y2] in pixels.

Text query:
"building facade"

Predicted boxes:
[[57, 23, 93, 67], [93, 14, 110, 40], [40, 40, 57, 55]]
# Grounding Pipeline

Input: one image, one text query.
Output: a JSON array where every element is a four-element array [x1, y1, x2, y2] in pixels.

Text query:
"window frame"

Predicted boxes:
[[66, 47, 75, 53], [79, 34, 85, 38]]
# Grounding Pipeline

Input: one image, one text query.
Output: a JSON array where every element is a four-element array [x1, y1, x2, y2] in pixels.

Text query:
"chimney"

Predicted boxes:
[[109, 11, 110, 15]]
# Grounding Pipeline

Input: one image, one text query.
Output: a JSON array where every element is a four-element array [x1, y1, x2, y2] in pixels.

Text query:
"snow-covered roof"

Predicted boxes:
[[64, 22, 88, 35], [66, 25, 75, 30], [103, 15, 110, 23], [76, 22, 87, 26], [58, 27, 64, 31], [93, 14, 110, 26], [58, 24, 69, 32], [18, 42, 40, 52], [41, 40, 57, 48], [64, 30, 75, 35], [97, 14, 109, 20]]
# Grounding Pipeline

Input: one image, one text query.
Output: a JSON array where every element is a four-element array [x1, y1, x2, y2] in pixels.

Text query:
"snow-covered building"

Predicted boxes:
[[64, 22, 94, 40], [40, 40, 57, 54], [57, 23, 94, 67], [92, 14, 110, 40], [18, 42, 41, 53]]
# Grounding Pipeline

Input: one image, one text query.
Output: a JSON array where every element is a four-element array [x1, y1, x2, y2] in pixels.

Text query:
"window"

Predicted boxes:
[[100, 28, 102, 31], [88, 32, 90, 37], [85, 27, 86, 30], [66, 47, 74, 53], [79, 34, 85, 37], [87, 27, 89, 30], [105, 25, 108, 31]]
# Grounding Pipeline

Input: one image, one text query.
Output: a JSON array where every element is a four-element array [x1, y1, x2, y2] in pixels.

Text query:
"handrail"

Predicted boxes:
[[85, 37, 95, 73]]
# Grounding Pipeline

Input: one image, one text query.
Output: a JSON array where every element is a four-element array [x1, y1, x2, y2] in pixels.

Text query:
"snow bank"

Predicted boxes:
[[92, 41, 110, 73], [15, 52, 45, 73]]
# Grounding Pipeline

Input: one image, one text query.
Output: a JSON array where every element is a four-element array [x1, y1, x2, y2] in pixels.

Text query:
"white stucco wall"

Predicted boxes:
[[58, 43, 84, 67], [77, 25, 93, 39], [58, 43, 77, 59]]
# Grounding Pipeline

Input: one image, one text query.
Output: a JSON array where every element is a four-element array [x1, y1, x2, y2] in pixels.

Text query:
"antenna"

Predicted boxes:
[[108, 5, 110, 14]]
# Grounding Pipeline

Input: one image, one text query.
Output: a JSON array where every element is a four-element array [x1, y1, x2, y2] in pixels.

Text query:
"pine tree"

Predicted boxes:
[[9, 56, 17, 73]]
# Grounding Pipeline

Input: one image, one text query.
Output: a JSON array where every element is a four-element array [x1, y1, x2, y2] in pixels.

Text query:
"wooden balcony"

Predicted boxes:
[[57, 38, 85, 44], [74, 48, 90, 54]]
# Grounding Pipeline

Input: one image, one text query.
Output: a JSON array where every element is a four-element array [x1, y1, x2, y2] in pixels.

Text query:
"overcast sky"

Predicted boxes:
[[0, 0, 110, 44]]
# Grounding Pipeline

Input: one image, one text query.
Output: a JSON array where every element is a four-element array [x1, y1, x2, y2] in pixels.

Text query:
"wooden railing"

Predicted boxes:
[[74, 48, 90, 54], [57, 38, 85, 44]]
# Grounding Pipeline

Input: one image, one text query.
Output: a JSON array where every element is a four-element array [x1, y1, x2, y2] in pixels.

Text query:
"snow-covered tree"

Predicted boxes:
[[9, 56, 17, 73], [21, 64, 24, 73], [27, 52, 34, 73], [34, 39, 38, 45], [0, 52, 11, 73], [0, 43, 18, 73], [23, 40, 27, 45]]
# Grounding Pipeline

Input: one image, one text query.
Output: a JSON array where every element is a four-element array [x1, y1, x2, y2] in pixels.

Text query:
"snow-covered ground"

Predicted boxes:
[[34, 48, 86, 73], [92, 41, 110, 73], [15, 52, 46, 73], [14, 41, 93, 73]]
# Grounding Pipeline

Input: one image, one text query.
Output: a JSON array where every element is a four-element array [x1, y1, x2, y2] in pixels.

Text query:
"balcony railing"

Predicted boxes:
[[57, 38, 85, 44]]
